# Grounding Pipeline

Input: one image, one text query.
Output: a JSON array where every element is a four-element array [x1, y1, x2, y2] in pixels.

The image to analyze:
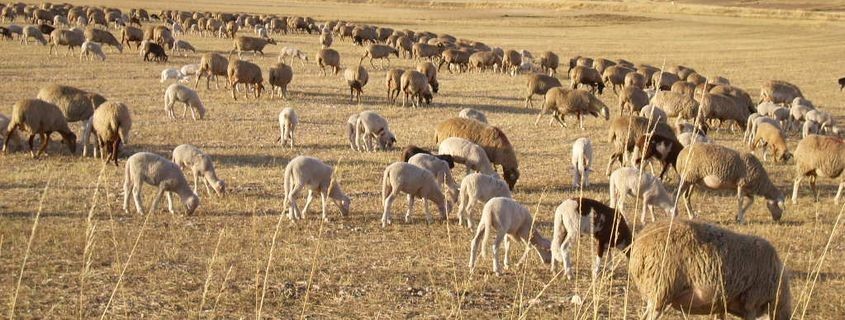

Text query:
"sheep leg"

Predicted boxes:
[[835, 181, 845, 204], [123, 176, 133, 213], [680, 183, 695, 219], [203, 176, 215, 196], [502, 237, 512, 270], [492, 231, 507, 275], [382, 192, 397, 227], [81, 118, 93, 157], [302, 190, 315, 218], [737, 195, 753, 224], [166, 191, 178, 214], [792, 176, 803, 204], [34, 132, 50, 159], [640, 300, 664, 320], [405, 194, 416, 224], [148, 187, 166, 215], [810, 176, 818, 202], [287, 184, 304, 220]]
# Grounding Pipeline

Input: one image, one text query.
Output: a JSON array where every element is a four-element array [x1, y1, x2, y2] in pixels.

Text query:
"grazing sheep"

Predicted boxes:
[[123, 152, 200, 215], [435, 118, 520, 190], [651, 71, 680, 91], [501, 49, 522, 76], [180, 64, 199, 80], [468, 197, 552, 275], [789, 97, 814, 131], [277, 107, 298, 148], [278, 46, 309, 67], [802, 120, 821, 138], [231, 35, 275, 57], [35, 84, 106, 157], [805, 109, 835, 132], [750, 122, 791, 162], [536, 87, 610, 129], [400, 70, 432, 108], [80, 40, 106, 61], [458, 108, 487, 123], [676, 143, 785, 223], [412, 42, 443, 62], [83, 27, 123, 52], [551, 198, 632, 279], [438, 137, 497, 175], [283, 156, 351, 221], [353, 111, 396, 151], [416, 62, 439, 94], [172, 144, 226, 196], [455, 173, 512, 229], [385, 68, 405, 104], [602, 65, 634, 94], [439, 48, 471, 73], [268, 62, 293, 99], [639, 105, 668, 123], [649, 91, 699, 121], [710, 84, 755, 115], [172, 39, 196, 57], [344, 65, 369, 103], [91, 101, 131, 165], [629, 219, 791, 320], [792, 134, 845, 204], [120, 26, 144, 49], [744, 114, 780, 145], [571, 137, 593, 188], [760, 80, 803, 105], [3, 99, 77, 158], [633, 133, 687, 180], [524, 73, 562, 108], [381, 162, 447, 227], [700, 93, 749, 132], [361, 44, 398, 69], [624, 72, 647, 90], [468, 50, 501, 73], [619, 86, 649, 115], [164, 83, 206, 120], [670, 81, 696, 98], [49, 29, 84, 56], [21, 25, 47, 45], [609, 167, 675, 223], [569, 66, 605, 95], [142, 41, 168, 62], [400, 145, 456, 168], [538, 51, 560, 76], [196, 53, 229, 89], [161, 68, 187, 83], [686, 72, 707, 86], [606, 116, 676, 176], [409, 153, 459, 212], [227, 58, 264, 100]]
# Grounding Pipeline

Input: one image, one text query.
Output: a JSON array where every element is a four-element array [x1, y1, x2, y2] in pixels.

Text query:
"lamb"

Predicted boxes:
[[91, 101, 131, 165], [172, 144, 226, 196], [3, 99, 77, 158], [360, 44, 398, 69], [458, 108, 487, 123], [142, 41, 168, 62], [49, 29, 84, 56], [619, 86, 649, 115], [550, 198, 632, 279], [400, 70, 432, 108], [416, 62, 439, 93], [750, 122, 791, 162], [602, 65, 634, 94], [381, 162, 447, 227], [571, 137, 593, 188], [609, 167, 676, 223], [283, 156, 351, 221], [676, 143, 785, 223], [172, 39, 196, 57], [180, 64, 200, 81], [353, 111, 396, 151], [227, 58, 264, 100], [278, 46, 309, 67], [677, 131, 711, 147], [196, 53, 229, 89], [164, 83, 207, 120], [408, 153, 459, 212], [35, 84, 106, 157], [455, 173, 512, 229], [468, 197, 552, 275], [83, 27, 123, 52], [649, 91, 699, 121], [435, 118, 520, 190], [639, 105, 668, 123], [605, 116, 676, 176], [21, 25, 47, 45], [268, 62, 293, 99], [524, 73, 562, 108], [700, 93, 749, 132], [536, 87, 610, 129], [231, 35, 276, 57], [438, 137, 497, 175], [80, 40, 106, 61], [791, 134, 845, 204], [789, 97, 814, 130], [123, 152, 200, 215], [400, 145, 455, 168], [760, 80, 803, 105], [276, 107, 298, 148], [538, 51, 559, 76], [161, 68, 187, 83], [569, 66, 605, 95], [344, 65, 369, 103], [629, 219, 792, 320], [804, 109, 835, 132]]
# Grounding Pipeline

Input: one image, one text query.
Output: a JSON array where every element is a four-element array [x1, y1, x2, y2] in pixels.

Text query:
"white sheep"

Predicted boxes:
[[468, 197, 552, 275], [609, 167, 675, 223], [805, 109, 835, 133], [80, 40, 106, 61], [745, 114, 781, 145], [455, 173, 512, 229], [161, 68, 187, 83], [638, 105, 667, 123], [277, 107, 298, 148], [172, 39, 196, 57], [381, 162, 447, 227], [283, 156, 351, 221], [279, 46, 308, 67], [172, 144, 226, 196], [437, 137, 497, 176], [180, 64, 200, 79], [123, 152, 200, 215], [408, 153, 459, 211], [571, 137, 592, 188], [802, 120, 821, 138], [676, 131, 711, 147], [458, 108, 488, 123], [164, 83, 206, 120], [354, 111, 395, 152]]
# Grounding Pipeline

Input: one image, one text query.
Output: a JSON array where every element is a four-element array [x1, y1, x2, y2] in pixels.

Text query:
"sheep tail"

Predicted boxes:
[[282, 167, 292, 210], [475, 215, 491, 259], [381, 167, 391, 204], [355, 117, 364, 150]]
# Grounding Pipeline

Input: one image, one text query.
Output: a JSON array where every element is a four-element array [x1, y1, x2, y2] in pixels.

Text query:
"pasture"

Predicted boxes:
[[1, 0, 844, 318]]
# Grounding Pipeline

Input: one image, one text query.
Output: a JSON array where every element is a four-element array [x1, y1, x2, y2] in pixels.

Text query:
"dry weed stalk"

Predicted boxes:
[[8, 179, 50, 320]]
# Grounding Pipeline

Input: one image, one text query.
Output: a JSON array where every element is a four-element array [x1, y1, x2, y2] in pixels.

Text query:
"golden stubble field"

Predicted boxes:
[[1, 0, 845, 318]]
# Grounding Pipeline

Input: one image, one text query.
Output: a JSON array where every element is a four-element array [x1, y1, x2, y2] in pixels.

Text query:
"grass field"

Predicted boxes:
[[1, 0, 844, 319]]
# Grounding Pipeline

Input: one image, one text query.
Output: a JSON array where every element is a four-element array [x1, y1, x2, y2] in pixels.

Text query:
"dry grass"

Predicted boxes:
[[1, 0, 845, 318]]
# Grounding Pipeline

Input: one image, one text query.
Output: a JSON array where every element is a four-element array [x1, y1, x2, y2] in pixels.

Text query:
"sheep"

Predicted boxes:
[[439, 48, 471, 73], [686, 72, 707, 86], [791, 134, 845, 204], [142, 41, 168, 62], [438, 137, 497, 176], [180, 64, 200, 81], [83, 27, 123, 52], [435, 118, 520, 190], [745, 114, 780, 145], [536, 87, 610, 129], [172, 144, 226, 196], [284, 156, 351, 221], [164, 83, 207, 120], [639, 105, 668, 123], [676, 143, 785, 223], [91, 101, 131, 165], [648, 91, 699, 121], [409, 153, 459, 212], [196, 53, 229, 90], [750, 122, 791, 163], [524, 73, 562, 108], [619, 86, 649, 115], [416, 62, 439, 94], [609, 167, 675, 223], [344, 65, 369, 103], [35, 84, 106, 157], [49, 29, 84, 56], [277, 48, 309, 70], [80, 40, 106, 61], [670, 81, 695, 98], [805, 109, 835, 132], [412, 42, 443, 62], [400, 70, 432, 108], [468, 197, 552, 275], [710, 84, 755, 115], [677, 132, 711, 147], [700, 93, 749, 132], [602, 65, 634, 94], [123, 152, 200, 215], [802, 120, 821, 138], [568, 137, 594, 189], [468, 50, 501, 72], [268, 62, 293, 99], [569, 66, 605, 95], [3, 99, 77, 158], [629, 219, 792, 320], [227, 58, 264, 100], [161, 68, 187, 83], [501, 49, 522, 76], [537, 51, 559, 75], [624, 71, 647, 89], [353, 111, 396, 152], [381, 162, 447, 227], [455, 173, 512, 229], [458, 108, 487, 124], [605, 116, 676, 176], [760, 80, 803, 105], [399, 145, 456, 168], [21, 25, 47, 45], [0, 113, 20, 150], [360, 44, 398, 69], [320, 31, 332, 48], [277, 107, 298, 148], [231, 35, 276, 57], [172, 39, 195, 57], [651, 71, 680, 91], [550, 198, 632, 279]]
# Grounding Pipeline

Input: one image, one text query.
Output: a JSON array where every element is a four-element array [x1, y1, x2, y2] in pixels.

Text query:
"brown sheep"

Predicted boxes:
[[649, 91, 700, 121], [385, 68, 405, 104], [412, 42, 443, 62], [316, 48, 341, 76], [434, 118, 520, 190], [468, 51, 501, 72], [400, 70, 432, 108], [592, 58, 616, 75], [416, 62, 439, 94], [700, 93, 749, 131], [760, 80, 803, 105], [537, 87, 610, 129], [602, 65, 634, 95], [502, 49, 522, 76], [92, 101, 131, 166], [569, 66, 605, 95], [439, 48, 470, 73], [4, 99, 77, 158], [619, 86, 649, 115], [538, 51, 559, 76], [524, 73, 562, 108], [686, 72, 707, 86], [227, 58, 264, 100], [344, 65, 369, 103], [605, 115, 676, 175], [195, 52, 229, 89], [652, 71, 680, 91], [120, 26, 144, 50], [636, 64, 660, 88], [624, 71, 647, 90], [268, 62, 293, 99], [84, 27, 123, 52], [361, 44, 399, 69], [670, 81, 696, 98], [231, 35, 276, 57], [49, 29, 85, 56]]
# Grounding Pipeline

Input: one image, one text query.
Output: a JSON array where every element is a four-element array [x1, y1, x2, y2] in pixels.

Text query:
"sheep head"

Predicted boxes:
[[767, 196, 785, 221], [60, 131, 78, 154], [185, 193, 200, 215], [531, 234, 552, 264], [503, 167, 520, 191]]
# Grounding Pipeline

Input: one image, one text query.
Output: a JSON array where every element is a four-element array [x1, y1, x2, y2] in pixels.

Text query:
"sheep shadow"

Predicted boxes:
[[789, 271, 840, 283], [213, 153, 287, 167], [444, 102, 539, 116]]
